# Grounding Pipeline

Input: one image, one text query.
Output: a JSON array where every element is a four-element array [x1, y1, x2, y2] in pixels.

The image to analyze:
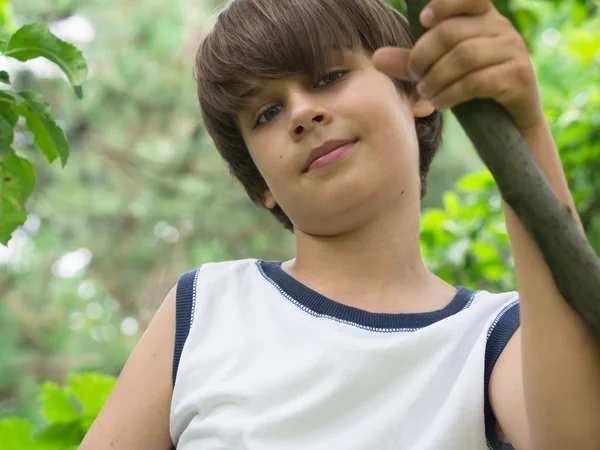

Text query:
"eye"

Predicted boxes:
[[253, 70, 349, 128], [315, 70, 348, 87], [255, 104, 283, 127]]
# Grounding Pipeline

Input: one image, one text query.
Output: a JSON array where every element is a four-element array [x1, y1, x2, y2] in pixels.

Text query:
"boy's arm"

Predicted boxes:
[[373, 0, 600, 448], [79, 285, 177, 449], [490, 118, 600, 450]]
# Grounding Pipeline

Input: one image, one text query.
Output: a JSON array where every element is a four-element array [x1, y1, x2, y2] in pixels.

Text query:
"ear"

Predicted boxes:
[[263, 190, 277, 209], [412, 96, 436, 118]]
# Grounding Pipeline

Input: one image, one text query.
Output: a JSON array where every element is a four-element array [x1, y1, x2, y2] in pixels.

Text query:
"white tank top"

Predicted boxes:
[[170, 259, 519, 450]]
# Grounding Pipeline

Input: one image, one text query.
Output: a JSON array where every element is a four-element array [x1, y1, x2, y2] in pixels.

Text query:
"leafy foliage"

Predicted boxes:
[[0, 1, 87, 245], [4, 23, 87, 95], [0, 152, 35, 242], [421, 169, 514, 291], [0, 373, 116, 449], [0, 0, 598, 445], [419, 1, 600, 291], [14, 90, 70, 165]]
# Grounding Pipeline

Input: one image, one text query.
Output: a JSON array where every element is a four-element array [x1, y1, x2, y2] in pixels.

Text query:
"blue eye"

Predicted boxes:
[[253, 70, 348, 127], [255, 104, 283, 127], [315, 70, 348, 87]]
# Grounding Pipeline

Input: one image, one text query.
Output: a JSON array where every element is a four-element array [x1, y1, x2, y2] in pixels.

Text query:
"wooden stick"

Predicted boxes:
[[404, 0, 600, 340]]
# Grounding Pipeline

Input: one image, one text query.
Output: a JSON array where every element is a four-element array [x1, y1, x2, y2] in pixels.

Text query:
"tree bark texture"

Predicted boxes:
[[404, 0, 600, 340]]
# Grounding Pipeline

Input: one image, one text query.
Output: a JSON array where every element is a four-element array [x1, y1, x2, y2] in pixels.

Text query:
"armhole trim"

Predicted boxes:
[[484, 299, 520, 450], [172, 267, 201, 388]]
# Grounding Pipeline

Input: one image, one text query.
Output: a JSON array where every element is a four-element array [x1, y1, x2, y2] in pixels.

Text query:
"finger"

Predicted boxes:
[[428, 62, 514, 111], [408, 14, 510, 80], [421, 0, 493, 28], [372, 47, 414, 81], [417, 35, 516, 101]]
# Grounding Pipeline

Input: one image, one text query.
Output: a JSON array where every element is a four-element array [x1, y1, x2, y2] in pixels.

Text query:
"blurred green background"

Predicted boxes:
[[0, 0, 599, 442]]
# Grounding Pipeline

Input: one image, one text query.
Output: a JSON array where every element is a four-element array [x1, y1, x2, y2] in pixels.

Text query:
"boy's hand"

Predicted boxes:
[[373, 0, 543, 133]]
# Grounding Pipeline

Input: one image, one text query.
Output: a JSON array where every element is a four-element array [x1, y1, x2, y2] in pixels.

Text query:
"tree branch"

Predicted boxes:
[[405, 0, 600, 340]]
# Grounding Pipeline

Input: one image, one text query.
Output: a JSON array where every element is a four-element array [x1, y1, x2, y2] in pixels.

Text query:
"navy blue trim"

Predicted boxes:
[[172, 267, 200, 387], [258, 260, 475, 330], [484, 300, 520, 450]]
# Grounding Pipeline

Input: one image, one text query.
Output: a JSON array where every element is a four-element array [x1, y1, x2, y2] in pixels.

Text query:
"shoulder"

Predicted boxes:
[[175, 258, 261, 292], [173, 257, 263, 308], [477, 289, 520, 393], [171, 258, 261, 385], [473, 288, 520, 308], [489, 326, 530, 449], [478, 290, 520, 398], [192, 257, 262, 278], [477, 290, 528, 449], [80, 285, 177, 449]]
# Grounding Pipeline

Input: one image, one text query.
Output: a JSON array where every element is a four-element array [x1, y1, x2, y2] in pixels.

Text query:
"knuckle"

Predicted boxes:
[[496, 14, 513, 29], [436, 24, 457, 47], [497, 81, 513, 105], [513, 59, 532, 83], [466, 74, 485, 97], [454, 41, 476, 67], [506, 30, 525, 48]]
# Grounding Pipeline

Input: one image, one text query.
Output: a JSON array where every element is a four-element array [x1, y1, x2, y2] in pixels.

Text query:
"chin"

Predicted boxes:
[[295, 201, 378, 237]]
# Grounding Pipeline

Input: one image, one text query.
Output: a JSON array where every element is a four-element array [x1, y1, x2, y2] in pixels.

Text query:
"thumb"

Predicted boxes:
[[372, 47, 414, 81]]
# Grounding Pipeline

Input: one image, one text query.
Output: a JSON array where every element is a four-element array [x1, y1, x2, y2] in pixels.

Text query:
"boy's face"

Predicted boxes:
[[237, 48, 434, 235]]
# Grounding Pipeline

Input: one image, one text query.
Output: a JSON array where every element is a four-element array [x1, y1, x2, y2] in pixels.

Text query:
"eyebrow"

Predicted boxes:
[[240, 84, 265, 100]]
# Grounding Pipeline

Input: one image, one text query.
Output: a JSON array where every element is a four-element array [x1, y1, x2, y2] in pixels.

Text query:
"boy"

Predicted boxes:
[[80, 0, 600, 449]]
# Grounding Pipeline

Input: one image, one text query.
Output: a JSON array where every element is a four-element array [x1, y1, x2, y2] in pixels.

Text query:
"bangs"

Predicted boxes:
[[196, 0, 414, 116], [193, 0, 443, 232]]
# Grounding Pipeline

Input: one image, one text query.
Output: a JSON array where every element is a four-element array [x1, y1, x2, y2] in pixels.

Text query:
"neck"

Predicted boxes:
[[284, 196, 455, 313]]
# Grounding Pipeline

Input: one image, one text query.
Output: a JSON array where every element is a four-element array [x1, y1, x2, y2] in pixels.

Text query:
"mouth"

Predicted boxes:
[[304, 138, 359, 173]]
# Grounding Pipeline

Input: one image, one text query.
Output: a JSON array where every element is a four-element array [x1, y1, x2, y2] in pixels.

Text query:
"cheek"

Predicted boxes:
[[355, 92, 421, 188], [347, 73, 413, 133], [246, 137, 291, 196], [357, 89, 418, 156]]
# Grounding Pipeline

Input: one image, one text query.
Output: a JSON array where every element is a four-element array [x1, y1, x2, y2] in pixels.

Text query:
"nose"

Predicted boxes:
[[288, 91, 332, 139]]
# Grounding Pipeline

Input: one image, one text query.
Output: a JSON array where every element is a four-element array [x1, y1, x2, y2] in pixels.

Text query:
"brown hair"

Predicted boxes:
[[195, 0, 443, 232]]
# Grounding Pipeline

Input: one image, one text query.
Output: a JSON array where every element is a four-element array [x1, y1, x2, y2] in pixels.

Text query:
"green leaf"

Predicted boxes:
[[0, 96, 17, 123], [471, 241, 499, 265], [421, 209, 448, 232], [14, 90, 69, 166], [443, 191, 461, 217], [0, 418, 35, 449], [0, 70, 9, 84], [514, 8, 539, 43], [388, 0, 407, 15], [0, 89, 15, 103], [492, 0, 521, 35], [67, 373, 116, 419], [570, 1, 588, 25], [39, 382, 80, 423], [36, 420, 85, 447], [0, 0, 15, 33], [0, 115, 13, 161], [4, 23, 88, 93], [0, 91, 17, 163], [0, 151, 35, 245], [481, 264, 505, 282], [456, 169, 494, 193], [566, 29, 600, 64]]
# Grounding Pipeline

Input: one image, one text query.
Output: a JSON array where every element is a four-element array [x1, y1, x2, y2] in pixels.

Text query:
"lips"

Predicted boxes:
[[304, 138, 358, 172]]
